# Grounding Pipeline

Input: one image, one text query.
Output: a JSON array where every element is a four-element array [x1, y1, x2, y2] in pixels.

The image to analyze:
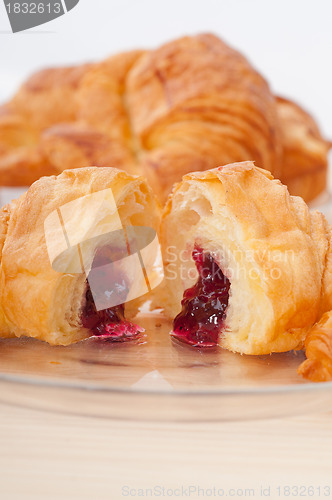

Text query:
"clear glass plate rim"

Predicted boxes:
[[1, 370, 332, 397]]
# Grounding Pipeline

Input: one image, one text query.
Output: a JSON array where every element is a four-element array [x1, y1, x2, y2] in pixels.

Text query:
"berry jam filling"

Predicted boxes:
[[81, 288, 143, 340], [172, 246, 230, 347], [81, 247, 144, 341]]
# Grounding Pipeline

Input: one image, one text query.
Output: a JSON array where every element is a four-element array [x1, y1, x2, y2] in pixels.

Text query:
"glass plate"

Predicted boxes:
[[0, 314, 332, 421], [1, 187, 332, 422]]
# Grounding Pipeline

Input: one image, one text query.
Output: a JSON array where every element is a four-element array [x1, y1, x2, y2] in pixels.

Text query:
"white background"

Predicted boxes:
[[0, 0, 331, 139]]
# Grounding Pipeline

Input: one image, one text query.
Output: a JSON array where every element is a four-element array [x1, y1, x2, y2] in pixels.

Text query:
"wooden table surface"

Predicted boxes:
[[1, 403, 331, 500]]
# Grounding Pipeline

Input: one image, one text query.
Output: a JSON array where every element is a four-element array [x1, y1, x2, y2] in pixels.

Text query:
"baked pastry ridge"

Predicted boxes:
[[160, 161, 332, 356], [298, 311, 332, 382], [276, 97, 330, 202], [0, 167, 162, 345]]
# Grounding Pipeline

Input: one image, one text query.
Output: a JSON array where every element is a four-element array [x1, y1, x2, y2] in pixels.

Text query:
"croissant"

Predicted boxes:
[[0, 167, 162, 345], [159, 161, 332, 355], [276, 97, 330, 202], [0, 34, 329, 203], [298, 311, 332, 382]]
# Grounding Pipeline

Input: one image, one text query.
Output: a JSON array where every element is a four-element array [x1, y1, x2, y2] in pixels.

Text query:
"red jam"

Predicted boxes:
[[81, 288, 143, 340], [172, 246, 230, 347], [81, 246, 144, 341]]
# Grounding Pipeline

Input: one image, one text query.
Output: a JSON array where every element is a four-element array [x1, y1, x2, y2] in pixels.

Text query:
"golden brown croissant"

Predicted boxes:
[[276, 97, 330, 202], [159, 161, 332, 355], [0, 34, 329, 202], [0, 167, 162, 345], [298, 311, 332, 382]]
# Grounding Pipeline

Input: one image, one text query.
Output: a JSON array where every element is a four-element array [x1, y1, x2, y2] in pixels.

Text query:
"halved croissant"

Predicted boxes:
[[159, 161, 332, 355], [0, 167, 162, 345], [0, 34, 329, 203]]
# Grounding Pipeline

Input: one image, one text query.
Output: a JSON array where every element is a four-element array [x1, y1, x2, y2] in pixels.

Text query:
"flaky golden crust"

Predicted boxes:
[[0, 106, 38, 156], [0, 34, 328, 202], [0, 55, 141, 185], [0, 167, 160, 345], [160, 161, 331, 355], [298, 311, 332, 382], [10, 64, 93, 131], [0, 147, 58, 186], [126, 33, 281, 197], [276, 97, 330, 202]]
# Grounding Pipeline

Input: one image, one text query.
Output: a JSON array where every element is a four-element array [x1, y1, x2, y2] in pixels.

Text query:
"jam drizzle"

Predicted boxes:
[[172, 246, 230, 347], [81, 246, 144, 341], [81, 288, 143, 341]]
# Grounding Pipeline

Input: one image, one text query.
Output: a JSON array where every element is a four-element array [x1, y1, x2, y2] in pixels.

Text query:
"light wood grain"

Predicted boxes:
[[1, 403, 332, 500]]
